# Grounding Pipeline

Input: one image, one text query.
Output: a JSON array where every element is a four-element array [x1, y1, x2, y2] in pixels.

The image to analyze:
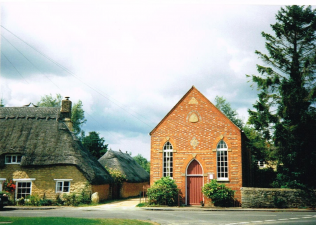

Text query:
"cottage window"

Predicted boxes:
[[5, 155, 22, 164], [163, 142, 173, 178], [54, 179, 72, 193], [216, 140, 228, 181], [13, 179, 35, 200]]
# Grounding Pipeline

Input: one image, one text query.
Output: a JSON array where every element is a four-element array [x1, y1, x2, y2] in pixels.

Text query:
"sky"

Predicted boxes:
[[1, 1, 315, 159]]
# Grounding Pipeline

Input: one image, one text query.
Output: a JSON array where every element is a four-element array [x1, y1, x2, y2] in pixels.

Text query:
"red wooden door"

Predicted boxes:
[[187, 160, 203, 205]]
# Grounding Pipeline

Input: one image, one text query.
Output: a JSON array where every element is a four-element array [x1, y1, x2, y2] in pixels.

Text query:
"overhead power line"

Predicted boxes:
[[1, 25, 153, 129]]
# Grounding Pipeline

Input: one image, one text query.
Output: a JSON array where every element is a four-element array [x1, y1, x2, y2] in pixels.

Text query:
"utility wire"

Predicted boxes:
[[1, 35, 63, 91], [1, 52, 29, 84], [1, 25, 153, 128]]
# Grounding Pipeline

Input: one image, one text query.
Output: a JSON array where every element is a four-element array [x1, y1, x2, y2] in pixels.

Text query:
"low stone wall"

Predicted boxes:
[[241, 187, 314, 208]]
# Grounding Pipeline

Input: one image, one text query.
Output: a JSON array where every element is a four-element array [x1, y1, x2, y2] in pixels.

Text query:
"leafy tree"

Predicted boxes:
[[82, 131, 108, 159], [37, 93, 62, 107], [37, 94, 86, 137], [247, 5, 316, 188], [215, 96, 244, 129], [0, 99, 4, 107], [133, 154, 150, 173], [71, 100, 87, 136]]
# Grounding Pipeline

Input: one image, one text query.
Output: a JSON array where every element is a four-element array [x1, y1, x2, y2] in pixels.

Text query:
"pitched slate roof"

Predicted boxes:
[[98, 149, 149, 183], [0, 106, 112, 185]]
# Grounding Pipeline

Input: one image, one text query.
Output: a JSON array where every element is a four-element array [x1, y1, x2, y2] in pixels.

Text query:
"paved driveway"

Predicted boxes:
[[83, 198, 141, 210]]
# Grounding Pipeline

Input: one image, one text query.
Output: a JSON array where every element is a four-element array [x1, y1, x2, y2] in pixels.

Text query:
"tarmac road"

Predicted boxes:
[[2, 198, 316, 225]]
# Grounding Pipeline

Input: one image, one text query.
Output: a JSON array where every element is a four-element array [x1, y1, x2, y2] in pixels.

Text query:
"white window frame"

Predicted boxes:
[[0, 178, 6, 192], [13, 178, 36, 200], [5, 154, 22, 164], [163, 142, 173, 178], [216, 140, 229, 181], [54, 179, 72, 193]]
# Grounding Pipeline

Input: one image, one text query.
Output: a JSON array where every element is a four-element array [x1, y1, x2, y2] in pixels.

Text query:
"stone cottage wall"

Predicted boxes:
[[0, 164, 110, 201], [241, 187, 313, 208]]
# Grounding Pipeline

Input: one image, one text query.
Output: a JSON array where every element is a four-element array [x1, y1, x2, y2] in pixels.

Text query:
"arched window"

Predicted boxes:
[[217, 140, 228, 181], [163, 142, 173, 178]]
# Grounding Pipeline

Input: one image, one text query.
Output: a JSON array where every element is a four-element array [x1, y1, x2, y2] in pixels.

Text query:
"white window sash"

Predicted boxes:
[[54, 179, 72, 193]]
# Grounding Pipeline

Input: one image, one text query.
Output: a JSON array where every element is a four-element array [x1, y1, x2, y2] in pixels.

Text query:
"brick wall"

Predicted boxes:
[[91, 184, 110, 201], [150, 87, 245, 203], [0, 164, 110, 201], [121, 181, 149, 198]]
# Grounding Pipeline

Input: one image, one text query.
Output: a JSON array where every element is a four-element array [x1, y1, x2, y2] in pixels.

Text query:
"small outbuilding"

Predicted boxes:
[[0, 98, 113, 201], [98, 149, 149, 199]]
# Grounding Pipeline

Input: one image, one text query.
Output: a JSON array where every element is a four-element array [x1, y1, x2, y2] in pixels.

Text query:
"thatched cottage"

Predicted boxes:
[[0, 98, 113, 201], [98, 150, 149, 199]]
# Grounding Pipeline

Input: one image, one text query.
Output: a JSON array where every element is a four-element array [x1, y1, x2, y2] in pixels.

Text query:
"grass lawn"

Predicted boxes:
[[0, 217, 159, 225]]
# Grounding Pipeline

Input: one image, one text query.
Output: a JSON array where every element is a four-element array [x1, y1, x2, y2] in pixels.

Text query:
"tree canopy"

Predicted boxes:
[[248, 5, 316, 189], [37, 93, 62, 107], [37, 94, 86, 137], [133, 154, 150, 173], [214, 96, 244, 129], [81, 131, 108, 159]]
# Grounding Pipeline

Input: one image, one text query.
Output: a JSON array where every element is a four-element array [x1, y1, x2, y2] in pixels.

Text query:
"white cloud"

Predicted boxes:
[[0, 3, 289, 159]]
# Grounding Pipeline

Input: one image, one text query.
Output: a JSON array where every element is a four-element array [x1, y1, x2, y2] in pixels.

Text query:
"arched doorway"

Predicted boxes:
[[186, 159, 203, 205]]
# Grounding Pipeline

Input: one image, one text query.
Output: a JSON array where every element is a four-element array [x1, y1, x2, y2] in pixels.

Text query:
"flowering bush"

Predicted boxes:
[[105, 167, 126, 184], [4, 179, 16, 192]]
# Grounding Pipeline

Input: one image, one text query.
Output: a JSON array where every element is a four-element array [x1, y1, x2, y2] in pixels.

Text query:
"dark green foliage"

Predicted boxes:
[[82, 131, 108, 159], [202, 179, 235, 207], [133, 154, 150, 173], [253, 166, 277, 188], [247, 5, 316, 189], [147, 177, 179, 206], [215, 96, 244, 129]]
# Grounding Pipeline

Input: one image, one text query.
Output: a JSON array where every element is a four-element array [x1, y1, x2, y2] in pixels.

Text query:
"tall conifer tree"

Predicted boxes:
[[248, 5, 316, 188]]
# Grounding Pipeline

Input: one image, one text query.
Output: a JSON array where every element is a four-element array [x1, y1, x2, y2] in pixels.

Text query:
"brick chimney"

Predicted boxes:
[[60, 97, 73, 131]]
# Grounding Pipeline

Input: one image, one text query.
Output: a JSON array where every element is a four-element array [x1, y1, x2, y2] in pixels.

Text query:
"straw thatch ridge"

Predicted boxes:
[[98, 149, 149, 183], [0, 107, 112, 185]]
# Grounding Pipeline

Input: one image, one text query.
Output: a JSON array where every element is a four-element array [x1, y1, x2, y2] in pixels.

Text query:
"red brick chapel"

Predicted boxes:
[[149, 86, 252, 205]]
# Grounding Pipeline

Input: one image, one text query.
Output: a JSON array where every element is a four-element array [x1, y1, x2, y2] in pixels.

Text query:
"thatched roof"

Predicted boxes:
[[0, 106, 112, 185], [98, 150, 149, 183]]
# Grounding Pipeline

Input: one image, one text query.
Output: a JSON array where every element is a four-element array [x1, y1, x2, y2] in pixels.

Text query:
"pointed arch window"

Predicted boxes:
[[163, 142, 173, 178], [217, 140, 228, 181]]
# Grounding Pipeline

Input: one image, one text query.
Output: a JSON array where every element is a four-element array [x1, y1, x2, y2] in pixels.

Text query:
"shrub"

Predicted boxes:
[[105, 167, 126, 184], [202, 179, 235, 207], [147, 177, 179, 206]]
